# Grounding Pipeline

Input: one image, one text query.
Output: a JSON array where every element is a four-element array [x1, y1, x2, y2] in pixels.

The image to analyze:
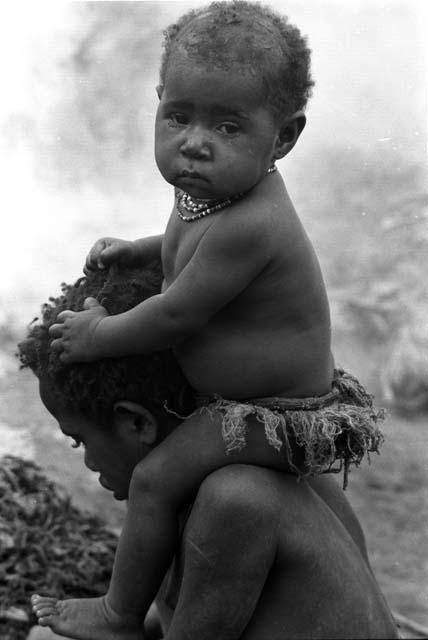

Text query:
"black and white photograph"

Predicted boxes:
[[0, 2, 426, 639]]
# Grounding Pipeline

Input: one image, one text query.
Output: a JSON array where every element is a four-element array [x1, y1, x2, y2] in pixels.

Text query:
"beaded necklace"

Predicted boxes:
[[177, 165, 277, 222]]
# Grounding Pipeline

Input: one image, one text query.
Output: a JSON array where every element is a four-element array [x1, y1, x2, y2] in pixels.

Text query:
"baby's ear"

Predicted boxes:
[[113, 401, 158, 445], [274, 111, 306, 160]]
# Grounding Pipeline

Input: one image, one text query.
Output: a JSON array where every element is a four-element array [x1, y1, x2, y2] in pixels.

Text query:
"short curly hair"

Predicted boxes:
[[17, 261, 194, 431], [159, 0, 314, 118]]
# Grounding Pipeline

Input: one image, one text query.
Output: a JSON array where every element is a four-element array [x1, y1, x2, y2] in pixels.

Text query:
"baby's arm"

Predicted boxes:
[[50, 213, 270, 362], [85, 234, 163, 272]]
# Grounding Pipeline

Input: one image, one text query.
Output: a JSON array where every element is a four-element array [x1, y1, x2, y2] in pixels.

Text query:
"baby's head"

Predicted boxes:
[[155, 1, 313, 200], [159, 1, 313, 122]]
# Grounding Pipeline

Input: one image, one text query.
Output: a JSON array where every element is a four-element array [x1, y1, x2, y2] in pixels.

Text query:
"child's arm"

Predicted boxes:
[[50, 213, 270, 362], [84, 234, 164, 272], [163, 466, 279, 640]]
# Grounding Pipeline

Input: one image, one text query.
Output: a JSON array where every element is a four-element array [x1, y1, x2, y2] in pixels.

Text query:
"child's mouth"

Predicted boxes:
[[99, 476, 113, 491]]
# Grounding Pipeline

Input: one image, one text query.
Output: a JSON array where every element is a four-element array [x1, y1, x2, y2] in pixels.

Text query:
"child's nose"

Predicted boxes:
[[84, 449, 98, 472], [180, 127, 211, 160]]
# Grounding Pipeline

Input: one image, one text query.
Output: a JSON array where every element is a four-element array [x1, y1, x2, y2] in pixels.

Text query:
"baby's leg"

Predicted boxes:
[[30, 594, 143, 640], [106, 407, 290, 615], [32, 409, 288, 639]]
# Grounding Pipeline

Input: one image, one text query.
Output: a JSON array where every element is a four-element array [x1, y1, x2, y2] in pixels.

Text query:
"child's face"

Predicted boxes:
[[39, 379, 147, 501], [155, 55, 281, 200]]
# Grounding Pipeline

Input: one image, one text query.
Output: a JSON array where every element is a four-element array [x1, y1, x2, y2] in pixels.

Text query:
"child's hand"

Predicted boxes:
[[49, 297, 109, 363], [84, 237, 137, 273]]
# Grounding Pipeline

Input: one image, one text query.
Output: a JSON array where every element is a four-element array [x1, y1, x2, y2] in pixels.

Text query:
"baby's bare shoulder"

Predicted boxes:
[[235, 178, 298, 235], [210, 190, 287, 247], [198, 202, 271, 263], [197, 178, 301, 268]]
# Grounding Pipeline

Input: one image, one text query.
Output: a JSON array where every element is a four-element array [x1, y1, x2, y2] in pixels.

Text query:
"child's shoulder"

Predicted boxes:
[[194, 465, 282, 524]]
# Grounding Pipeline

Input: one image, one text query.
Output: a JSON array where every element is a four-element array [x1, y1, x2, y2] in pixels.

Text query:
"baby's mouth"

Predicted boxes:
[[180, 169, 207, 181]]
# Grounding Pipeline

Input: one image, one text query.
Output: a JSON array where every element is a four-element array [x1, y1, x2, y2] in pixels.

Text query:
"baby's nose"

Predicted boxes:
[[180, 128, 211, 159]]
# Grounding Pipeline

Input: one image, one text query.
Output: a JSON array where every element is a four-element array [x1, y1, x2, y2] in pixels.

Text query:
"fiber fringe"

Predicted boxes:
[[201, 369, 385, 489]]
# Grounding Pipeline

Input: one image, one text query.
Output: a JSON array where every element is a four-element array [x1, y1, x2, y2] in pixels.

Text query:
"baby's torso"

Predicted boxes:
[[162, 180, 333, 399]]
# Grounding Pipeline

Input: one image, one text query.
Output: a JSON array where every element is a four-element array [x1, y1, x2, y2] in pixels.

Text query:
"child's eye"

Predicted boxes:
[[168, 113, 189, 126], [217, 122, 240, 135], [71, 437, 82, 449]]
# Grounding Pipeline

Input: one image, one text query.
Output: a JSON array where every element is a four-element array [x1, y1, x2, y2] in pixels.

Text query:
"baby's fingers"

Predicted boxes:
[[85, 239, 109, 272], [50, 337, 65, 353], [98, 243, 125, 266], [50, 339, 73, 363], [49, 323, 65, 339], [83, 296, 101, 310], [49, 313, 75, 337], [56, 310, 75, 323]]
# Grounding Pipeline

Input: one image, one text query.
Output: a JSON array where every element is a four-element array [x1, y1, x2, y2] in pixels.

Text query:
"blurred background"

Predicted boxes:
[[0, 0, 427, 634]]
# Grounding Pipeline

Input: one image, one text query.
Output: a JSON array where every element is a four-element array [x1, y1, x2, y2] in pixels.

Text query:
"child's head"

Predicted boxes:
[[159, 1, 313, 121], [155, 1, 312, 200], [18, 262, 193, 499], [18, 262, 193, 438]]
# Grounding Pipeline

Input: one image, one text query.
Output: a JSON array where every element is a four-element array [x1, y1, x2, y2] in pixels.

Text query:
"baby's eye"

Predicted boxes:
[[168, 113, 189, 126], [71, 437, 82, 449], [217, 122, 240, 135]]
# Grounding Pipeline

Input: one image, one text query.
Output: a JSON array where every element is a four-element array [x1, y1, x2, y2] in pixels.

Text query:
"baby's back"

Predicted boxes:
[[164, 174, 333, 400]]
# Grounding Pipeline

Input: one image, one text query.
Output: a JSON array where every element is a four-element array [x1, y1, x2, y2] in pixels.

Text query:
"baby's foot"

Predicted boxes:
[[31, 594, 143, 640]]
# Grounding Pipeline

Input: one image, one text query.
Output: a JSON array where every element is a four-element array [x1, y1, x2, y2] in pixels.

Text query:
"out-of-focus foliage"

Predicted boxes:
[[0, 455, 117, 640]]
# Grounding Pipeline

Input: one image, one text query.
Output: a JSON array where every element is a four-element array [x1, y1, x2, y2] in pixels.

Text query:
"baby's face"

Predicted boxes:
[[155, 55, 280, 200]]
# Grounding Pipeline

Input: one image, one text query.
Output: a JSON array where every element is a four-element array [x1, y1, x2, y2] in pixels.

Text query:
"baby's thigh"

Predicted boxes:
[[134, 407, 291, 507], [165, 407, 289, 474]]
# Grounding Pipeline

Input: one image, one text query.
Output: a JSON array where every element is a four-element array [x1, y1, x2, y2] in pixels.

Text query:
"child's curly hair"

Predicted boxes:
[[159, 0, 314, 118], [17, 261, 194, 430]]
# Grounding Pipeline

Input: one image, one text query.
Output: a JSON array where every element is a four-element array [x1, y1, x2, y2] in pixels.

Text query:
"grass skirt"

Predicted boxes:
[[198, 369, 385, 488]]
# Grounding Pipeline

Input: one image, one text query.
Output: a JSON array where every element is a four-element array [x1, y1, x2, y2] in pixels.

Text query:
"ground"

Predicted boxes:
[[1, 330, 427, 638]]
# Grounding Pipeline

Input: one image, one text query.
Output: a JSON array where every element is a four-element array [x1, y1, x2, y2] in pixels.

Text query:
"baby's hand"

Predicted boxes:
[[84, 237, 137, 273], [49, 297, 108, 363]]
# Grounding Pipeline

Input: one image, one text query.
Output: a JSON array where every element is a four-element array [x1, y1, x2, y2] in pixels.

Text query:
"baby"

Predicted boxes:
[[31, 2, 383, 639]]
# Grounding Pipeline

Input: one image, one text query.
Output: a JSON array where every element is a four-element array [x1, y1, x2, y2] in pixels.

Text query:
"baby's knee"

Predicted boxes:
[[129, 452, 169, 502]]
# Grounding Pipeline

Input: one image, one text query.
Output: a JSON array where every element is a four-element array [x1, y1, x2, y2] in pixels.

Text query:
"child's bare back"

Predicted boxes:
[[165, 172, 333, 398]]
